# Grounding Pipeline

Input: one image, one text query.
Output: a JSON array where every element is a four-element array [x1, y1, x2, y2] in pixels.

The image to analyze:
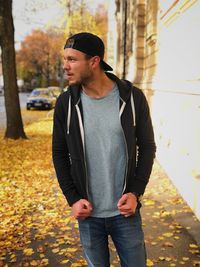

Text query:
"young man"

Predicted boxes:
[[52, 32, 156, 267]]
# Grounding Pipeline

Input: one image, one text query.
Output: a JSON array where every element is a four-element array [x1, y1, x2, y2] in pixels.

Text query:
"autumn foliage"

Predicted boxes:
[[16, 30, 65, 88]]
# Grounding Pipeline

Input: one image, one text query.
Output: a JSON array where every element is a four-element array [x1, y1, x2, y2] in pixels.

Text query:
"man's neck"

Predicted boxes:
[[82, 73, 114, 99]]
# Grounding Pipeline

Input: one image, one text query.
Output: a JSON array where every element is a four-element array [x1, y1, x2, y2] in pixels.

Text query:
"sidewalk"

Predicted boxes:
[[0, 115, 199, 266], [142, 161, 200, 267]]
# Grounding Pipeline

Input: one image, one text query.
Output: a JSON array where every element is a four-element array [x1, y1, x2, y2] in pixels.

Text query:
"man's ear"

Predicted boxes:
[[90, 56, 101, 69]]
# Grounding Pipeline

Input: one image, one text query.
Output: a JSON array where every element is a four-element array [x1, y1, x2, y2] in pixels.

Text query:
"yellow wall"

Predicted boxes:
[[152, 0, 200, 219], [109, 0, 200, 219]]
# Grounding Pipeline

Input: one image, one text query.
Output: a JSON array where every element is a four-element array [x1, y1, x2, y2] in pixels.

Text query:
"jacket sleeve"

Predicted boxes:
[[52, 95, 81, 206], [132, 88, 156, 195]]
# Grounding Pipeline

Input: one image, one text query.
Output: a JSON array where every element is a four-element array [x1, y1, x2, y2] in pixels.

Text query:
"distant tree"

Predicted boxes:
[[0, 0, 27, 139], [47, 29, 65, 88], [17, 29, 64, 88], [58, 0, 108, 45]]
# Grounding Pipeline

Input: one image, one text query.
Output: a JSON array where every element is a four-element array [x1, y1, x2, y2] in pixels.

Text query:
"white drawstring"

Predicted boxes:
[[119, 99, 126, 118], [119, 93, 136, 127], [131, 92, 136, 127], [67, 94, 71, 134], [75, 102, 85, 152]]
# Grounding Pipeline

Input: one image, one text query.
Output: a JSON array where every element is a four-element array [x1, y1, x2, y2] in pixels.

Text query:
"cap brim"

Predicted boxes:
[[101, 60, 113, 71]]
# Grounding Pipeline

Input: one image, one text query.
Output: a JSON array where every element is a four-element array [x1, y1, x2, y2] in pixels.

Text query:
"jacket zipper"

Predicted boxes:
[[75, 100, 89, 198], [122, 129, 128, 194], [119, 99, 129, 194], [122, 92, 136, 193]]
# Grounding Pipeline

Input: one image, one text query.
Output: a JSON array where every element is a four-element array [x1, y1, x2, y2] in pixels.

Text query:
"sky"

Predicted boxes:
[[13, 0, 106, 49], [13, 0, 63, 47]]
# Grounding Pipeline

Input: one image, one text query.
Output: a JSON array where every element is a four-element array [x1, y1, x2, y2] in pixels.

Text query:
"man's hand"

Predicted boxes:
[[72, 199, 93, 219], [117, 193, 138, 217]]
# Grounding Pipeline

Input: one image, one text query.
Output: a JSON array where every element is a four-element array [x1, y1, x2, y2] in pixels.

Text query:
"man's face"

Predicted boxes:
[[63, 48, 93, 85]]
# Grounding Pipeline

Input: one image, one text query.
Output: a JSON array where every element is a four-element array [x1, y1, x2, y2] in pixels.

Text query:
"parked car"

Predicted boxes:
[[48, 86, 62, 98], [26, 88, 57, 110]]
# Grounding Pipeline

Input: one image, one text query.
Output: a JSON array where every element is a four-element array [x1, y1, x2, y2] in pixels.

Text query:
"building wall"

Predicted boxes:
[[0, 59, 2, 77], [107, 0, 117, 71], [0, 55, 3, 87], [109, 0, 200, 219], [151, 0, 200, 220]]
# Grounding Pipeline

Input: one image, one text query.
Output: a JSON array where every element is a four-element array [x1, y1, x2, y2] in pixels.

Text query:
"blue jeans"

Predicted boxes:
[[78, 210, 146, 267]]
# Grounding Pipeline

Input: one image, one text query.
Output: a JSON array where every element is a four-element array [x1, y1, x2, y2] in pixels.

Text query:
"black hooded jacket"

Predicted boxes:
[[52, 72, 156, 206]]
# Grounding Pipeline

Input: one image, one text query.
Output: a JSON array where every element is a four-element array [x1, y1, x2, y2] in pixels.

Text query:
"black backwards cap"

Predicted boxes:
[[64, 32, 113, 71]]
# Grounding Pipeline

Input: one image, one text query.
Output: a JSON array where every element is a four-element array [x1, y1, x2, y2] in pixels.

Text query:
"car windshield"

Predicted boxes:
[[30, 89, 49, 97]]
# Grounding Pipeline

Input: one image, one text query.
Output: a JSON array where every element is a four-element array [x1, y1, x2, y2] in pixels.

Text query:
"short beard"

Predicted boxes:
[[79, 69, 93, 86]]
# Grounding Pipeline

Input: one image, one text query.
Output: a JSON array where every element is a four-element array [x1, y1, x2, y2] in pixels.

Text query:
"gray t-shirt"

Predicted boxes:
[[81, 84, 126, 217]]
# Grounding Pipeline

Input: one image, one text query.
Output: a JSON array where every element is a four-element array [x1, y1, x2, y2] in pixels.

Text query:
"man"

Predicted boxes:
[[52, 32, 156, 267]]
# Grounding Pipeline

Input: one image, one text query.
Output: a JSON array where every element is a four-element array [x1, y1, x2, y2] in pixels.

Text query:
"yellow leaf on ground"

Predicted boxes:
[[189, 244, 198, 249], [23, 248, 34, 256], [60, 259, 69, 264], [10, 254, 16, 259], [163, 232, 173, 237], [66, 248, 77, 253], [41, 259, 49, 265], [174, 236, 180, 240], [52, 248, 60, 253], [144, 200, 155, 206], [146, 258, 154, 266], [30, 260, 38, 266]]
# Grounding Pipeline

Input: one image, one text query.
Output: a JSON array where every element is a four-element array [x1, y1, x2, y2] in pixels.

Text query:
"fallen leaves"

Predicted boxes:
[[1, 112, 200, 266], [143, 163, 200, 267], [163, 232, 174, 238], [144, 199, 156, 206], [190, 244, 199, 249], [23, 248, 34, 256], [158, 256, 172, 261], [60, 259, 69, 264], [147, 258, 154, 266], [0, 116, 87, 265]]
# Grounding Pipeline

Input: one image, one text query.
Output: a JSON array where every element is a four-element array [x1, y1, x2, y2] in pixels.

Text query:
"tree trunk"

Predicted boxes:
[[0, 0, 27, 139]]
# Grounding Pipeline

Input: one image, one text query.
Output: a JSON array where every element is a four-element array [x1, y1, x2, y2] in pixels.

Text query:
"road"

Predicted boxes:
[[0, 93, 29, 128]]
